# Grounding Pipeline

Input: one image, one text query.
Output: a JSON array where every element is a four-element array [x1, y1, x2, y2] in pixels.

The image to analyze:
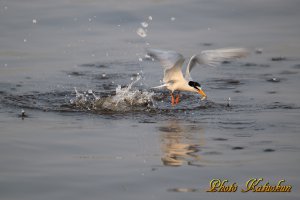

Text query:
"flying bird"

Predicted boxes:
[[147, 48, 249, 105]]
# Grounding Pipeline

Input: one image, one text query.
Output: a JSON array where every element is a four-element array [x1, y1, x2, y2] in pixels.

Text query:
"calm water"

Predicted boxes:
[[1, 0, 300, 199]]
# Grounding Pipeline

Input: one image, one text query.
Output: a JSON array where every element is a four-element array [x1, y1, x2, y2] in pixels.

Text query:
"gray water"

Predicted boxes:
[[1, 0, 300, 199]]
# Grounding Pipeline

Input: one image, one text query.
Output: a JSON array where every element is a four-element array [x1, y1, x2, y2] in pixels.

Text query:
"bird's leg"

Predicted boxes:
[[175, 92, 180, 104], [171, 93, 175, 106]]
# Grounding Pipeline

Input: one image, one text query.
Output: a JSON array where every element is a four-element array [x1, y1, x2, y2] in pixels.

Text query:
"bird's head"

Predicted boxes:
[[188, 81, 207, 100]]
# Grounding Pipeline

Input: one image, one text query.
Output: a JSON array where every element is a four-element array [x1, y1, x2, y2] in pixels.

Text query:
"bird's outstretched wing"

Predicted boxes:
[[146, 49, 185, 83], [185, 48, 249, 81]]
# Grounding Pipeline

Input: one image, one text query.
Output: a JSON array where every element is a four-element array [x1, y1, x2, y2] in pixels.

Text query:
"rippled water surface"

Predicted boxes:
[[1, 0, 300, 199]]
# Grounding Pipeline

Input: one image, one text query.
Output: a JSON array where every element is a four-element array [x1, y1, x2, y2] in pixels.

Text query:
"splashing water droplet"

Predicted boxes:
[[255, 48, 263, 54], [148, 16, 152, 21], [137, 27, 147, 38], [227, 97, 231, 107], [32, 19, 37, 24], [138, 57, 143, 62], [141, 22, 148, 28], [144, 54, 151, 59]]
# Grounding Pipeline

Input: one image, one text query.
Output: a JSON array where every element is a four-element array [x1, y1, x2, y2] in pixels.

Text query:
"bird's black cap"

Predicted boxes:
[[188, 81, 201, 88]]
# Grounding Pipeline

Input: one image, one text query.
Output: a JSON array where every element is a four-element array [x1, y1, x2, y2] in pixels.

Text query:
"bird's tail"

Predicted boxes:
[[151, 84, 167, 89]]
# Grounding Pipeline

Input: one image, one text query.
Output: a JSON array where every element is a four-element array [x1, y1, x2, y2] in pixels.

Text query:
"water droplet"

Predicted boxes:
[[171, 17, 176, 21], [148, 16, 152, 21], [88, 18, 92, 22], [32, 19, 37, 24], [138, 57, 143, 62], [4, 64, 8, 67], [23, 39, 27, 42], [141, 22, 148, 28], [136, 27, 147, 38], [102, 73, 106, 77], [88, 89, 93, 94], [267, 77, 281, 83], [4, 6, 8, 10], [227, 97, 231, 107], [20, 109, 26, 119], [255, 48, 263, 54]]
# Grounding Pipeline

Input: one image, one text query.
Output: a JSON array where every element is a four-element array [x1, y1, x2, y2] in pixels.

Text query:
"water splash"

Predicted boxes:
[[136, 27, 147, 38], [70, 76, 154, 112], [141, 22, 148, 28], [69, 88, 99, 111]]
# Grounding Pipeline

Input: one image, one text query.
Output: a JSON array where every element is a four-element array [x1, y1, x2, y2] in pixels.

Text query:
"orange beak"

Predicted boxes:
[[197, 88, 207, 100]]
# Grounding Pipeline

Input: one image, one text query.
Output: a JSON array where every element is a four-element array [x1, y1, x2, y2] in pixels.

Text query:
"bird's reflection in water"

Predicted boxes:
[[159, 120, 205, 167]]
